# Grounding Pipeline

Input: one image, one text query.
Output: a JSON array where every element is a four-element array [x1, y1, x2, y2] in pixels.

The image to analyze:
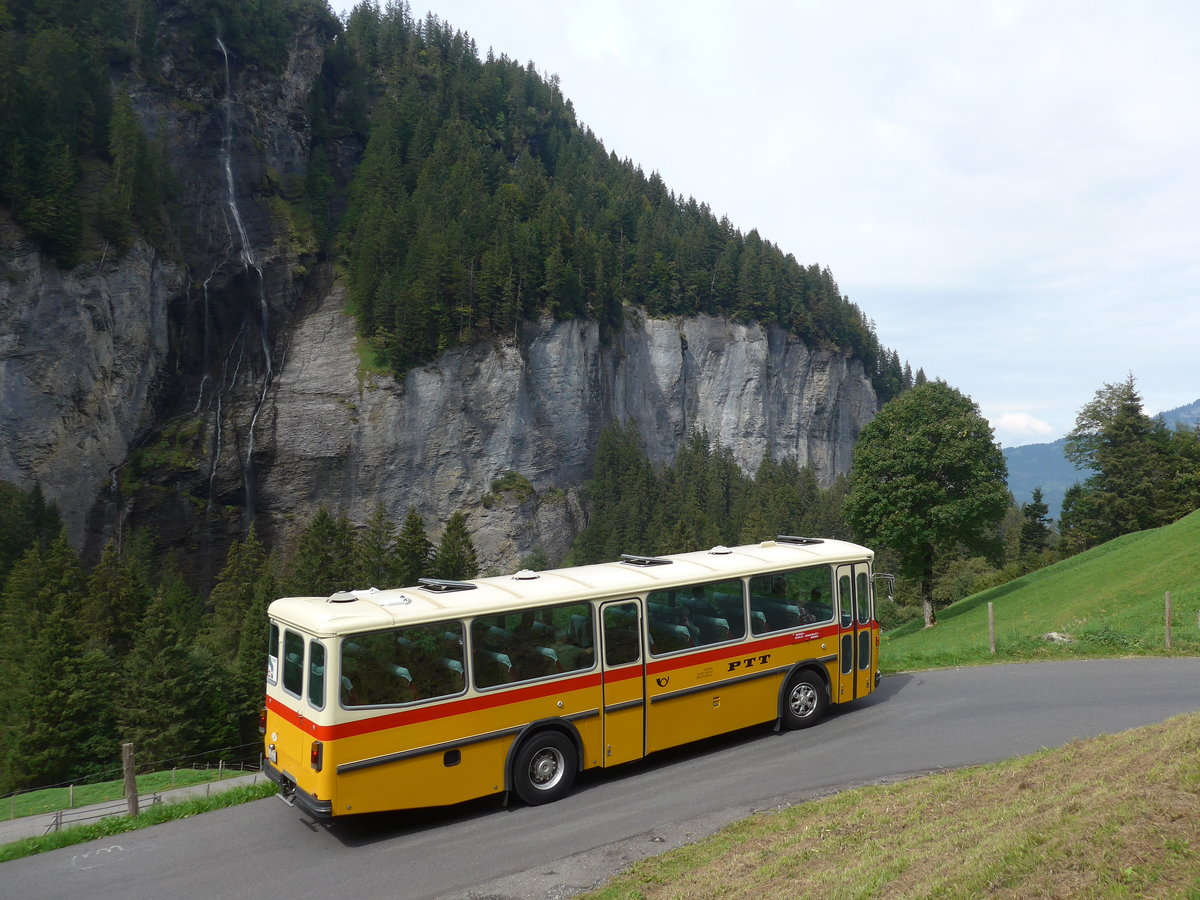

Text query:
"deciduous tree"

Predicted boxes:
[[844, 381, 1009, 627]]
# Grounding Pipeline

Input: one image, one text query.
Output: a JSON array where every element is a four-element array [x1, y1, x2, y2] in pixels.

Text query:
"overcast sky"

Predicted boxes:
[[329, 0, 1199, 447]]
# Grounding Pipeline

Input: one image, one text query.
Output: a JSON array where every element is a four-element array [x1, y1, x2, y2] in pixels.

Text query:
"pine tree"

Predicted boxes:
[[206, 528, 272, 662], [1062, 375, 1182, 547], [155, 557, 205, 644], [354, 502, 400, 588], [432, 511, 478, 580], [120, 593, 210, 767], [82, 540, 148, 658], [396, 508, 432, 586], [24, 137, 82, 267], [1019, 487, 1052, 558], [1, 533, 96, 789], [290, 506, 356, 596]]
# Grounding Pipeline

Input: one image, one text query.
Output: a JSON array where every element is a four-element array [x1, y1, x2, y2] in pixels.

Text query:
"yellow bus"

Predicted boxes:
[[262, 536, 888, 817]]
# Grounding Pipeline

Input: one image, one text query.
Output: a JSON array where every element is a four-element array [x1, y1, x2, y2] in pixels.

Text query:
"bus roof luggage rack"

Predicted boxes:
[[620, 553, 673, 567], [418, 578, 478, 592], [776, 535, 825, 545]]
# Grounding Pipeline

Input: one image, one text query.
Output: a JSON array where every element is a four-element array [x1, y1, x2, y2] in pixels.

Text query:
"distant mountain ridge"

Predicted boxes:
[[1004, 397, 1199, 517], [1161, 398, 1200, 428]]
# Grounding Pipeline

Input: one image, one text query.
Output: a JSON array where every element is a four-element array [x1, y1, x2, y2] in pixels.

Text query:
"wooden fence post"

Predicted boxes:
[[123, 742, 138, 818], [1165, 591, 1172, 651], [988, 602, 996, 655]]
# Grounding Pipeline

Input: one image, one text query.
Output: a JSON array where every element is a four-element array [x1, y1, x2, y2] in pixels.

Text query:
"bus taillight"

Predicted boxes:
[[259, 707, 267, 734], [311, 740, 323, 772]]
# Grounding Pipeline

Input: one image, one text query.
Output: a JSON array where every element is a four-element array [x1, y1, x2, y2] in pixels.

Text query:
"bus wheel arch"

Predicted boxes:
[[507, 720, 582, 806], [779, 665, 829, 730]]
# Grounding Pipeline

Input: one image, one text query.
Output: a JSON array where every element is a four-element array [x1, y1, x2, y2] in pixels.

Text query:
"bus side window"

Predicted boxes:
[[472, 603, 593, 688], [603, 602, 640, 666], [340, 622, 466, 707], [749, 567, 834, 633], [648, 578, 744, 653]]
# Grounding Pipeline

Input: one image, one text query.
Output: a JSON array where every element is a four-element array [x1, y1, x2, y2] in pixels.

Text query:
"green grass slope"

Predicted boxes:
[[883, 509, 1200, 672]]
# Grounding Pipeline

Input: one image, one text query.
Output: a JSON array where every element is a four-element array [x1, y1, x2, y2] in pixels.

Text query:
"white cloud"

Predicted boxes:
[[991, 413, 1056, 445]]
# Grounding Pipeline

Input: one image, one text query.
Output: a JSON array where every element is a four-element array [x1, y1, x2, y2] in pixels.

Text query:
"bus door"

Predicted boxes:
[[835, 564, 874, 702], [599, 600, 645, 767]]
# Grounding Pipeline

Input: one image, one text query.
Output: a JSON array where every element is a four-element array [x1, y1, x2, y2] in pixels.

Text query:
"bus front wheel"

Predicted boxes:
[[782, 670, 828, 730], [513, 731, 577, 805]]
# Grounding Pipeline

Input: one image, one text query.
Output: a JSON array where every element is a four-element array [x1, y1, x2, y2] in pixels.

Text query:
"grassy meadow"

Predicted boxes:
[[882, 508, 1200, 672], [583, 710, 1200, 899]]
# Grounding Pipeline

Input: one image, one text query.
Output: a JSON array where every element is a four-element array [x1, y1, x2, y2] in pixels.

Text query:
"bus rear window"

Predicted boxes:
[[283, 630, 304, 696], [267, 623, 280, 684]]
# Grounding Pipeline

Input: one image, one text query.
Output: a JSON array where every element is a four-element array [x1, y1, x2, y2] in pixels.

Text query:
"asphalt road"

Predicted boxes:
[[6, 657, 1200, 899]]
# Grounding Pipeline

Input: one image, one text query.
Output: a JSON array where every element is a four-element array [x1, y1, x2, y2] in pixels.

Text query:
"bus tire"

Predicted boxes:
[[512, 731, 577, 805], [781, 669, 827, 730]]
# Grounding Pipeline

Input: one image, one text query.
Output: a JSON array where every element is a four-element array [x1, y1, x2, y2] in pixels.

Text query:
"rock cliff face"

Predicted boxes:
[[0, 4, 879, 578], [0, 237, 184, 543], [254, 288, 877, 572]]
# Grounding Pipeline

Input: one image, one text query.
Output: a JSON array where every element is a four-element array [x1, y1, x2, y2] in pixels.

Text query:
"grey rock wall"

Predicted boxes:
[[0, 240, 184, 543], [255, 287, 878, 573]]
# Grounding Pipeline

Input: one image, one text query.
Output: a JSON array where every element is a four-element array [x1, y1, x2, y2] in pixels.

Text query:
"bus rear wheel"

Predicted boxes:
[[782, 670, 827, 729], [513, 731, 577, 805]]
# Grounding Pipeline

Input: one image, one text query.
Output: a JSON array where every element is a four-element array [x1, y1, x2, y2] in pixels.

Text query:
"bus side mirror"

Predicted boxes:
[[873, 574, 895, 603]]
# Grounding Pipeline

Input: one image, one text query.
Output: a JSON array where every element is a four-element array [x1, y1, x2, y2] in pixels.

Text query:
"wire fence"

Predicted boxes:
[[41, 793, 163, 835], [2, 741, 265, 824]]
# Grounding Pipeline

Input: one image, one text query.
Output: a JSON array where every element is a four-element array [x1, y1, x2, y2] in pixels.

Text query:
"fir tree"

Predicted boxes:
[[120, 593, 209, 767], [204, 527, 271, 663], [1019, 487, 1052, 558], [82, 540, 148, 658], [1, 533, 95, 789], [290, 506, 356, 596], [354, 502, 400, 588], [432, 511, 478, 580], [396, 508, 432, 586]]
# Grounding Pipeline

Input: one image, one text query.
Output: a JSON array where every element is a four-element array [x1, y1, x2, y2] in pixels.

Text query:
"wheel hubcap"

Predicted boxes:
[[790, 683, 817, 718], [530, 748, 564, 790]]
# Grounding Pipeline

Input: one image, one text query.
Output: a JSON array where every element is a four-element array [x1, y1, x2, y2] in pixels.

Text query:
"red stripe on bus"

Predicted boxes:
[[269, 670, 605, 741]]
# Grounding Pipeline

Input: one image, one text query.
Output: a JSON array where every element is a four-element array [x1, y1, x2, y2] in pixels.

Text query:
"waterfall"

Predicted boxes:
[[216, 36, 271, 377], [216, 35, 273, 523]]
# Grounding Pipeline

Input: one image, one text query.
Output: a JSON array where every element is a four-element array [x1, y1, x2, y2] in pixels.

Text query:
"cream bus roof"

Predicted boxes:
[[267, 537, 873, 637]]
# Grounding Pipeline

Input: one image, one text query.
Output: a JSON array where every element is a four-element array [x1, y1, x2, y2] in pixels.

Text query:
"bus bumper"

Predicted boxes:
[[264, 760, 333, 820]]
